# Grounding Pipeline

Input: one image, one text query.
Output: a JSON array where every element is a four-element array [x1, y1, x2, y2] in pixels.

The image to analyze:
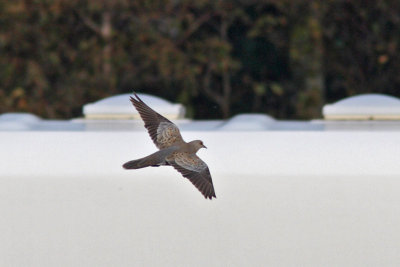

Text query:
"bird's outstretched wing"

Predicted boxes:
[[170, 152, 216, 199], [130, 92, 184, 149]]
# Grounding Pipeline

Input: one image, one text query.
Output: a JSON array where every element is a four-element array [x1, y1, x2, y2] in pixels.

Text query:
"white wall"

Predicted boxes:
[[1, 131, 400, 266], [2, 131, 400, 177]]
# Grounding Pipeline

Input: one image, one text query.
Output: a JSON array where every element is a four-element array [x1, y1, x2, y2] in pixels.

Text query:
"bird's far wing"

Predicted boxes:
[[171, 152, 216, 199], [130, 92, 184, 149]]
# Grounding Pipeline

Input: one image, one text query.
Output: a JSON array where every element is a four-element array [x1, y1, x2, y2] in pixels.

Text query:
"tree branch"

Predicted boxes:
[[176, 12, 212, 45], [77, 11, 101, 36], [202, 62, 223, 104]]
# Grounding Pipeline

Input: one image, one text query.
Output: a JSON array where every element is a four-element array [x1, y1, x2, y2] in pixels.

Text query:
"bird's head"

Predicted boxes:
[[191, 140, 207, 152]]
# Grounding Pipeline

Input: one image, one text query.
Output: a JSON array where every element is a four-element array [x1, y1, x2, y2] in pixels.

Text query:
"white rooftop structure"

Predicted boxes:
[[83, 93, 186, 120], [2, 92, 400, 266], [323, 93, 400, 120], [218, 114, 275, 131], [0, 113, 41, 130]]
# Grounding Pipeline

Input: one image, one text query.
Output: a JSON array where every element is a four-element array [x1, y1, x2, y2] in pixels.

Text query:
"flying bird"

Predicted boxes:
[[123, 92, 216, 199]]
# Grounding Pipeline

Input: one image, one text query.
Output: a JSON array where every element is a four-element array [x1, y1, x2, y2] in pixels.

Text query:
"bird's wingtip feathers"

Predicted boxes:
[[131, 91, 143, 102], [204, 191, 216, 200]]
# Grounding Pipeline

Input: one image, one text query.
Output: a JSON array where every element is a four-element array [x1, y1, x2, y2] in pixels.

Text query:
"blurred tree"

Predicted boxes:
[[287, 1, 325, 118], [323, 0, 400, 103], [1, 0, 400, 119]]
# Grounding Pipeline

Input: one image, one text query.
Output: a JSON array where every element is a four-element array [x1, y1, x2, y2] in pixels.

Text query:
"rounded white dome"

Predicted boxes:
[[219, 113, 275, 131], [323, 93, 400, 120], [83, 93, 186, 120], [0, 113, 41, 130]]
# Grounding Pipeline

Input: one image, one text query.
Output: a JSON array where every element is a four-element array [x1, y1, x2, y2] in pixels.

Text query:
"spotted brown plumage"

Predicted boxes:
[[129, 94, 184, 149], [123, 92, 216, 199], [169, 152, 215, 199]]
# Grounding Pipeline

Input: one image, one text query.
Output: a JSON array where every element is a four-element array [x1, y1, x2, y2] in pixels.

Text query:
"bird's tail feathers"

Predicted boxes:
[[123, 147, 178, 170], [122, 158, 151, 169]]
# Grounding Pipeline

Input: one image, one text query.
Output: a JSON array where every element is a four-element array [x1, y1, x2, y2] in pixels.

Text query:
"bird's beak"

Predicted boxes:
[[202, 144, 207, 149]]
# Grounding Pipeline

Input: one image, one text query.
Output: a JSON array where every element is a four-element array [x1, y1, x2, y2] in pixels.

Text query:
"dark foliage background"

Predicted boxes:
[[1, 0, 400, 119]]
